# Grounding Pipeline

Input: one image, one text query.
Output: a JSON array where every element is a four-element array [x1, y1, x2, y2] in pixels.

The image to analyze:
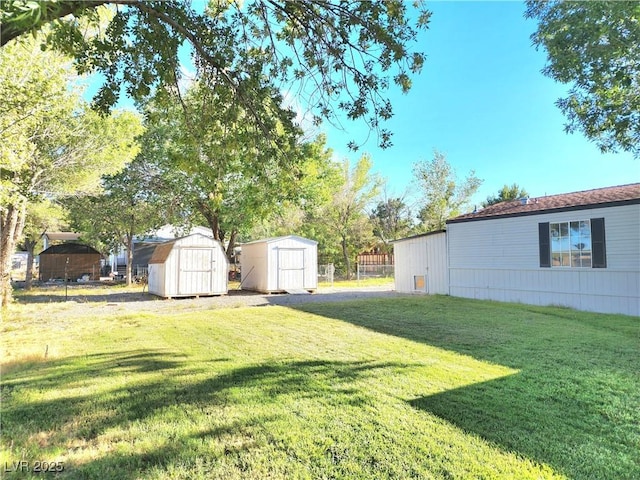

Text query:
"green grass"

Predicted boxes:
[[1, 295, 638, 479]]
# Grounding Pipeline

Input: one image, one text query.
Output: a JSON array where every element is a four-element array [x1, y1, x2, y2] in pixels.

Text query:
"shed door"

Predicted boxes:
[[178, 248, 213, 295], [277, 248, 305, 290]]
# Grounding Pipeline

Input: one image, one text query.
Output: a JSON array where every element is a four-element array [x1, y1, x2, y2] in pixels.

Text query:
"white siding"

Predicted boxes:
[[148, 234, 228, 298], [447, 204, 640, 316], [241, 236, 318, 293], [147, 264, 165, 297], [240, 242, 268, 292], [394, 232, 448, 295], [277, 248, 305, 290], [178, 248, 213, 296]]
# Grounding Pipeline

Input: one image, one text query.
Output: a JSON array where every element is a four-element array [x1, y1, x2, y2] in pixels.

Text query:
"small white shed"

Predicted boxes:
[[147, 234, 228, 298], [393, 230, 449, 295], [240, 235, 317, 293]]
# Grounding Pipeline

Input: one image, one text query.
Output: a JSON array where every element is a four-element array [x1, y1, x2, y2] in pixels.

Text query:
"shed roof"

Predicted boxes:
[[40, 243, 100, 255], [242, 235, 318, 246], [148, 243, 174, 264], [448, 183, 640, 224], [43, 232, 81, 241], [392, 230, 446, 244], [148, 233, 222, 264]]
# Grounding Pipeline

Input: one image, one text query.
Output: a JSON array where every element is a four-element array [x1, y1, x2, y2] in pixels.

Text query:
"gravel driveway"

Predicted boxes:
[[15, 284, 403, 318]]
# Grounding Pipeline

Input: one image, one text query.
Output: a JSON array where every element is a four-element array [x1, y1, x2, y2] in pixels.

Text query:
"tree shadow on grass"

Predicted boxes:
[[2, 349, 414, 479], [410, 372, 639, 480], [2, 349, 188, 381], [291, 297, 640, 480], [60, 415, 282, 480]]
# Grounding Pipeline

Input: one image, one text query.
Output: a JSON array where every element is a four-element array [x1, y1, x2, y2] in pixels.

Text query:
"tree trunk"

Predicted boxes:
[[211, 215, 221, 241], [24, 238, 37, 290], [225, 229, 237, 262], [0, 201, 27, 306], [125, 234, 134, 286], [341, 235, 351, 280], [199, 205, 227, 246], [198, 202, 220, 240]]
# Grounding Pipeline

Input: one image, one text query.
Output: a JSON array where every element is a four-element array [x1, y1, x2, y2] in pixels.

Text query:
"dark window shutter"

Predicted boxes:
[[539, 222, 551, 268], [591, 218, 607, 268]]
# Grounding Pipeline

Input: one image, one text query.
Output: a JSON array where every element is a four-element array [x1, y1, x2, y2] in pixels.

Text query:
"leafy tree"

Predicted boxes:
[[0, 34, 142, 305], [324, 155, 382, 278], [413, 151, 481, 231], [249, 136, 351, 269], [1, 0, 430, 149], [483, 184, 529, 207], [148, 74, 307, 260], [66, 152, 182, 286], [249, 135, 338, 238], [19, 200, 68, 290], [249, 147, 384, 277], [526, 1, 640, 156], [370, 196, 414, 252]]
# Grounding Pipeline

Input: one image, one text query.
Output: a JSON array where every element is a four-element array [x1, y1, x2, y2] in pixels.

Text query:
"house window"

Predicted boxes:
[[413, 275, 425, 291], [550, 220, 592, 267], [539, 218, 606, 269]]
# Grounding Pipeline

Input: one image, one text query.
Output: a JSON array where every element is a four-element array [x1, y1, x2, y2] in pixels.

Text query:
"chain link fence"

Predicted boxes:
[[318, 263, 395, 285], [356, 263, 394, 282], [318, 263, 335, 285]]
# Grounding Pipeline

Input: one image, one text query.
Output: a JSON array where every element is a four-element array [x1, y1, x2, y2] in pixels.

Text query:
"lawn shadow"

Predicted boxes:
[[2, 349, 414, 479], [409, 373, 639, 480], [1, 349, 188, 385], [291, 296, 640, 480]]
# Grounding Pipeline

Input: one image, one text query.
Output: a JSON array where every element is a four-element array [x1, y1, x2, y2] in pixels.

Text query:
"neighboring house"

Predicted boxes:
[[356, 252, 394, 265], [151, 225, 214, 239], [10, 252, 30, 282], [394, 183, 640, 316]]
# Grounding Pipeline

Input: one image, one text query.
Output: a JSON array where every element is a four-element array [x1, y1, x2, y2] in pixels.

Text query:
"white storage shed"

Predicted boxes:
[[240, 235, 317, 293], [393, 230, 449, 295], [147, 234, 228, 298]]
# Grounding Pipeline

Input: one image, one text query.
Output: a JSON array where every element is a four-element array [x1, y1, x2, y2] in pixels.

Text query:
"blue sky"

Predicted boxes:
[[321, 1, 639, 208], [92, 1, 638, 210]]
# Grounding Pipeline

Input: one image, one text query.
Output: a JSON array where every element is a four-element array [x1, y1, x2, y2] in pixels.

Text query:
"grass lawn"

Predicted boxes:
[[1, 294, 638, 479]]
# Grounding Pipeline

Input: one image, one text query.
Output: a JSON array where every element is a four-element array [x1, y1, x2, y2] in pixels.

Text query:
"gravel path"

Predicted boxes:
[[15, 284, 403, 318]]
